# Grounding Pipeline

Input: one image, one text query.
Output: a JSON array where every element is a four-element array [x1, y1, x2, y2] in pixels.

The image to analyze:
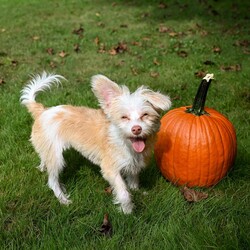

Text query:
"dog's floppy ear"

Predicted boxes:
[[91, 75, 123, 111], [139, 87, 172, 112]]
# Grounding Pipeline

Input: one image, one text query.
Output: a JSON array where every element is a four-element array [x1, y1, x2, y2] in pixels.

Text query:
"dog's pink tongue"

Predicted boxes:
[[131, 139, 145, 153]]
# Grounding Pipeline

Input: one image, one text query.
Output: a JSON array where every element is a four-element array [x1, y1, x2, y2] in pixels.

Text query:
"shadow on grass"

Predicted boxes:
[[61, 148, 160, 191], [104, 0, 250, 25]]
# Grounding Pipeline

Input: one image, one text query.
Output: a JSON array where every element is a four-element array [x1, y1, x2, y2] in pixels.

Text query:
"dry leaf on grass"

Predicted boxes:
[[109, 42, 128, 55], [172, 95, 181, 101], [58, 51, 68, 58], [131, 67, 138, 76], [158, 3, 167, 9], [194, 71, 207, 78], [0, 78, 5, 85], [153, 58, 160, 66], [72, 26, 84, 37], [181, 186, 208, 202], [212, 46, 221, 54], [11, 60, 18, 67], [177, 50, 188, 58], [46, 48, 54, 55], [233, 40, 249, 48], [49, 61, 57, 68], [94, 37, 100, 45], [32, 36, 40, 41], [99, 214, 112, 237], [74, 44, 80, 53], [150, 72, 159, 78], [203, 60, 215, 66], [221, 64, 241, 72]]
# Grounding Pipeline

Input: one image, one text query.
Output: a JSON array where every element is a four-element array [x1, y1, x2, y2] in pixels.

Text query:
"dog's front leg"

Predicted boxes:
[[102, 170, 134, 214], [126, 173, 139, 190]]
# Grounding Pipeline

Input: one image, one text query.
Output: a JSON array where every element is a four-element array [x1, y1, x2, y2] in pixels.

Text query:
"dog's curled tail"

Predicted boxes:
[[20, 72, 65, 118]]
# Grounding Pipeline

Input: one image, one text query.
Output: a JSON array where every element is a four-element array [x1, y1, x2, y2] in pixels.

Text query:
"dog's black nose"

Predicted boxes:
[[131, 125, 142, 135]]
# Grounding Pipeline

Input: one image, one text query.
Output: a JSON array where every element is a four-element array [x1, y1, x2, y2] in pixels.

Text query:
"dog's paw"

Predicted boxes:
[[58, 194, 72, 205], [37, 163, 46, 172], [120, 202, 134, 214], [128, 183, 139, 191]]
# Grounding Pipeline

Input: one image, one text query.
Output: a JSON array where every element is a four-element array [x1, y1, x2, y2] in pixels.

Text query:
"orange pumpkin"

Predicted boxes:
[[154, 74, 237, 187]]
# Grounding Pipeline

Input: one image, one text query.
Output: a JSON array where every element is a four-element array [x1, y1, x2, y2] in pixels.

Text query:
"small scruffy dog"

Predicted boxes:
[[21, 72, 171, 214]]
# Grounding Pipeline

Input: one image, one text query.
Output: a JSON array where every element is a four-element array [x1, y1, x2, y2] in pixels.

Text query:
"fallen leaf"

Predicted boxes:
[[58, 51, 68, 58], [97, 22, 105, 27], [212, 46, 221, 53], [94, 37, 100, 45], [109, 42, 128, 55], [131, 67, 138, 75], [11, 60, 18, 67], [0, 78, 5, 85], [243, 49, 250, 55], [158, 3, 167, 9], [181, 186, 208, 202], [159, 26, 172, 33], [153, 58, 160, 66], [172, 95, 181, 100], [169, 31, 179, 37], [142, 37, 151, 41], [98, 43, 106, 53], [131, 41, 141, 46], [200, 30, 208, 36], [120, 24, 128, 28], [150, 72, 159, 78], [220, 64, 241, 72], [46, 48, 54, 55], [74, 44, 80, 53], [72, 26, 84, 37], [203, 60, 215, 65], [109, 48, 117, 55], [32, 36, 40, 41], [49, 61, 57, 68], [104, 186, 112, 194], [141, 12, 150, 18], [177, 50, 188, 58], [194, 71, 206, 78], [233, 40, 249, 48], [99, 214, 112, 237]]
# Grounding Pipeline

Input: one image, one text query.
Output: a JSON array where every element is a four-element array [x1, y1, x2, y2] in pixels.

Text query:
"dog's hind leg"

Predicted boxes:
[[37, 159, 46, 172], [46, 148, 72, 205]]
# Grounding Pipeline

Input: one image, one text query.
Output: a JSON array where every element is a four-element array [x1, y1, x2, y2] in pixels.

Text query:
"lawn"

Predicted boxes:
[[0, 0, 249, 249]]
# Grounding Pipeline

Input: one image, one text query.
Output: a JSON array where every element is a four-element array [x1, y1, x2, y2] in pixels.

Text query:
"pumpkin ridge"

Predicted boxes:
[[185, 114, 196, 185], [213, 118, 228, 183], [203, 115, 223, 186], [211, 115, 236, 181], [196, 117, 203, 187], [156, 112, 182, 181], [171, 115, 189, 184]]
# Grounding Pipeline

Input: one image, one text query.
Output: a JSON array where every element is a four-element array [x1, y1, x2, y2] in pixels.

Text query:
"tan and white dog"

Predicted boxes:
[[21, 72, 171, 214]]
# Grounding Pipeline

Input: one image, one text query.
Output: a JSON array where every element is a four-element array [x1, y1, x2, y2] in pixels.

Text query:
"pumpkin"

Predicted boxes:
[[154, 74, 237, 187]]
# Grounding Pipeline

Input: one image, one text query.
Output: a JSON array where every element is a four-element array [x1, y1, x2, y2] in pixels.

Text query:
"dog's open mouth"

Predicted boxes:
[[130, 137, 146, 153]]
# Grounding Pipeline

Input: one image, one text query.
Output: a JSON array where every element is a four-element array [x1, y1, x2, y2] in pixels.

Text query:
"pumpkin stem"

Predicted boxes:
[[186, 74, 214, 116]]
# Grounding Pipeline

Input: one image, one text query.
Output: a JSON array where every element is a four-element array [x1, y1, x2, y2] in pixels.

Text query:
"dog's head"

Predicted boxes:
[[91, 75, 171, 153]]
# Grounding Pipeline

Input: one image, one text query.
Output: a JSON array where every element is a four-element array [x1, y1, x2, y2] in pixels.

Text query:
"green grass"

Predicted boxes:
[[0, 0, 249, 249]]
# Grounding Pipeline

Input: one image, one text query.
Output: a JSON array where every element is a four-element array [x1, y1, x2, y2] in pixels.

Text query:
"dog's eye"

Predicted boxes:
[[121, 115, 129, 120], [142, 113, 149, 119]]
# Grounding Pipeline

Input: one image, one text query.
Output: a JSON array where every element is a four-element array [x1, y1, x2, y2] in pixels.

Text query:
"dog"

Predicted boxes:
[[20, 72, 171, 214]]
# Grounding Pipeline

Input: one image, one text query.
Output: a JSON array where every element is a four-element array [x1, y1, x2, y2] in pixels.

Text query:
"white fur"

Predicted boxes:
[[21, 72, 171, 214]]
